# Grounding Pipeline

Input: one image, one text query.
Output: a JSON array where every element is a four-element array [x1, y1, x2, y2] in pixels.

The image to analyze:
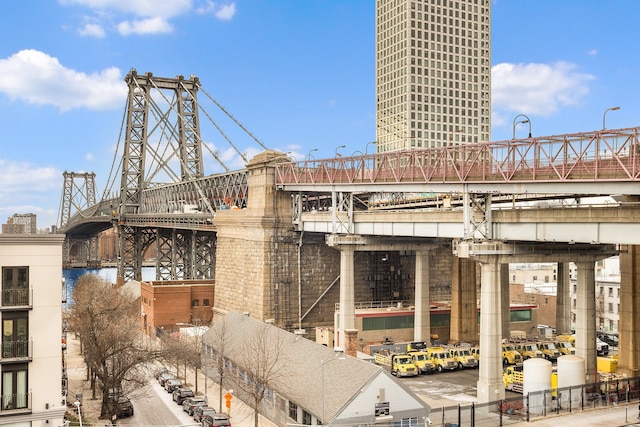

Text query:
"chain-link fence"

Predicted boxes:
[[427, 376, 640, 427]]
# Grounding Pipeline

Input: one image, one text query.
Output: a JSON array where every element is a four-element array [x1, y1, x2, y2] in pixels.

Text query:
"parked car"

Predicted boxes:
[[165, 379, 183, 393], [158, 372, 175, 387], [154, 367, 169, 380], [193, 406, 217, 423], [202, 413, 231, 427], [172, 387, 194, 405], [114, 396, 134, 418], [183, 396, 207, 416]]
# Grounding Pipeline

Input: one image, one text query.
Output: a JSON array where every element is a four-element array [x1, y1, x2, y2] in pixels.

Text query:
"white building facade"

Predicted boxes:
[[375, 0, 491, 153], [0, 234, 66, 426]]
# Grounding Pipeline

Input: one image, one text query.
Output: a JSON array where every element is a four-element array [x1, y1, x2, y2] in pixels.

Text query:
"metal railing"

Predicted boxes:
[[275, 127, 640, 186], [1, 340, 32, 360], [1, 288, 32, 308], [428, 375, 640, 426], [0, 393, 31, 412]]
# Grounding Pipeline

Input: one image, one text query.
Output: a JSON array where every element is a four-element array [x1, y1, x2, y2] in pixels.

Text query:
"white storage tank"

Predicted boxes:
[[557, 354, 585, 408], [523, 358, 553, 415]]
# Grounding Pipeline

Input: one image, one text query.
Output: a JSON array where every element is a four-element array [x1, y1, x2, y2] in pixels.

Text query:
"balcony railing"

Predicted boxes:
[[1, 288, 32, 308], [1, 393, 31, 412], [1, 340, 32, 361]]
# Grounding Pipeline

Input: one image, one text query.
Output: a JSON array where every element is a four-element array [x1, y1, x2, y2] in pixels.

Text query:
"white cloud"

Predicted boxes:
[[492, 61, 595, 117], [214, 3, 236, 21], [587, 49, 598, 56], [0, 160, 60, 193], [0, 50, 127, 111], [61, 0, 233, 36], [196, 1, 236, 20], [85, 153, 95, 161], [117, 17, 173, 35], [78, 22, 106, 38], [59, 0, 193, 19]]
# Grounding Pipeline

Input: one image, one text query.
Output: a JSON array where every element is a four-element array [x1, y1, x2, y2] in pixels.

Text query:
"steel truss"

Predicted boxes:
[[156, 229, 215, 280], [463, 192, 492, 240], [275, 127, 640, 186], [59, 172, 97, 229], [59, 172, 100, 265], [140, 170, 248, 214]]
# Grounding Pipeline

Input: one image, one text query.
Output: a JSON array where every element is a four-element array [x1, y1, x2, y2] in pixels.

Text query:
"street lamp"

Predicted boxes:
[[306, 148, 318, 162], [365, 141, 377, 155], [512, 114, 532, 139], [335, 145, 346, 157], [321, 355, 345, 425], [74, 401, 83, 427], [602, 106, 620, 130]]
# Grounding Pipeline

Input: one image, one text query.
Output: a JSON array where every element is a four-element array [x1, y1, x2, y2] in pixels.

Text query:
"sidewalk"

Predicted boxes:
[[511, 404, 640, 427]]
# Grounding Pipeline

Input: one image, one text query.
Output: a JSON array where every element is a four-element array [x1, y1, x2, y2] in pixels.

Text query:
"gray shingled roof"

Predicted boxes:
[[202, 311, 395, 422]]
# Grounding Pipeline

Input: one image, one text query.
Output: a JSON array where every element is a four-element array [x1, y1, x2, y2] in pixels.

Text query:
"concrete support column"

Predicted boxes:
[[414, 250, 431, 342], [575, 261, 597, 382], [556, 262, 572, 335], [337, 246, 355, 350], [617, 246, 640, 377], [477, 258, 505, 404], [500, 263, 510, 340], [450, 256, 478, 343]]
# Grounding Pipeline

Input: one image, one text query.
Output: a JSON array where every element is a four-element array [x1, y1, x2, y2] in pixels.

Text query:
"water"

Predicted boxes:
[[63, 267, 156, 306]]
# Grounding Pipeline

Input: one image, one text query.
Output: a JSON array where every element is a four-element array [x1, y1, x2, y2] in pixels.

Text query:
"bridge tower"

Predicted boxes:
[[58, 171, 100, 267], [117, 71, 212, 282]]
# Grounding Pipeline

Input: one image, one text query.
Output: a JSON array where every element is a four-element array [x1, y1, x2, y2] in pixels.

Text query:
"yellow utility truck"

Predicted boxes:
[[448, 347, 478, 369], [515, 342, 544, 360], [374, 351, 418, 377], [502, 343, 523, 366], [427, 347, 458, 372], [405, 342, 437, 374], [503, 364, 558, 396], [538, 342, 562, 361], [555, 340, 575, 355]]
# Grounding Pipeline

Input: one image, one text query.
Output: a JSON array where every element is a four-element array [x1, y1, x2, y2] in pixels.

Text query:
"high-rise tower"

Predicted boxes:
[[375, 0, 491, 153]]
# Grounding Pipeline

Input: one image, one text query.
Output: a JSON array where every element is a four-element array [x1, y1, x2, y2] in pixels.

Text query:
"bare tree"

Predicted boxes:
[[68, 274, 156, 420], [159, 326, 206, 392], [205, 316, 232, 412], [230, 322, 290, 427]]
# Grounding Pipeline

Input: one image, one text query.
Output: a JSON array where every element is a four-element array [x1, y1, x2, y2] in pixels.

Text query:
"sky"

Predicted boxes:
[[1, 1, 639, 230]]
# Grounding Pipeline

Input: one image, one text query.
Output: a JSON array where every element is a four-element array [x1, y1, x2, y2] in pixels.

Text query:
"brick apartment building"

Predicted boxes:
[[140, 279, 215, 336]]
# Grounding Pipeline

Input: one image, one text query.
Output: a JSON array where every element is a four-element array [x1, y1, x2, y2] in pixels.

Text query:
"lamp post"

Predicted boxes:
[[306, 148, 318, 162], [512, 114, 532, 139], [365, 141, 376, 155], [321, 356, 345, 425], [602, 106, 620, 130], [335, 145, 346, 157], [74, 401, 83, 427]]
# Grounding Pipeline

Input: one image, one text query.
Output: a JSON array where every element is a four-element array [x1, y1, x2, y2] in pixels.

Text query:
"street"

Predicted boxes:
[[118, 377, 201, 426]]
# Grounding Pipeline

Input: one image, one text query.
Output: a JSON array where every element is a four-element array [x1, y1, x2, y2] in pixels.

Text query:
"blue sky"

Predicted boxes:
[[0, 1, 638, 230]]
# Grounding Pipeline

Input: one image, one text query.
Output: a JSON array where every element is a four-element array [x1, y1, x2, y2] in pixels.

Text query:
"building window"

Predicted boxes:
[[288, 401, 298, 422], [2, 364, 28, 410], [192, 299, 199, 307], [2, 314, 28, 359], [302, 410, 312, 425], [510, 309, 532, 322], [608, 287, 613, 297], [608, 303, 613, 313], [203, 299, 210, 307], [2, 267, 28, 306]]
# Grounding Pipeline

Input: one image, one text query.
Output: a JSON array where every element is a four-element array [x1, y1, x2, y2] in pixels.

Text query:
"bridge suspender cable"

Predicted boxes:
[[197, 83, 271, 153]]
